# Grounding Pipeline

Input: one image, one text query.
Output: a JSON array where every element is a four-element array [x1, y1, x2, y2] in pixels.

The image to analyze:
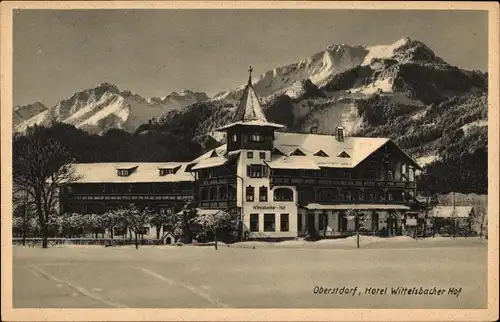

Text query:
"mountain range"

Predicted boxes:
[[14, 37, 488, 174]]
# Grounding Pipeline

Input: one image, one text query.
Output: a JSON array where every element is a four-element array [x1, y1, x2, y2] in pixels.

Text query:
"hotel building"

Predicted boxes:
[[188, 70, 422, 239], [61, 69, 422, 240]]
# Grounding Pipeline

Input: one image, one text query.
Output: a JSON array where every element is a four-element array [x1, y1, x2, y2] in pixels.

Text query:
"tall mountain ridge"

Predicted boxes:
[[14, 37, 487, 175], [14, 83, 209, 135]]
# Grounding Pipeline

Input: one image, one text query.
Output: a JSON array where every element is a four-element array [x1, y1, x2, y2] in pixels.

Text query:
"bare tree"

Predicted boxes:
[[345, 209, 371, 248], [13, 126, 80, 248]]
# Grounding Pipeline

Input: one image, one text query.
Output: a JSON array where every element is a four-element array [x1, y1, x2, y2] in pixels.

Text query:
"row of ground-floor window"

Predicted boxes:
[[244, 210, 415, 239], [243, 210, 476, 239]]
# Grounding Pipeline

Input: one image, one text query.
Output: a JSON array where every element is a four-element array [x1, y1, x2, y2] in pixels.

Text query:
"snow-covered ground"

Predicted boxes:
[[13, 237, 487, 309]]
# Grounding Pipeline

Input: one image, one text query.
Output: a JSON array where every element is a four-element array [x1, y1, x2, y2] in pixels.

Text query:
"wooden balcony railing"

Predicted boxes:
[[67, 193, 194, 201], [199, 200, 237, 209], [200, 177, 237, 186], [270, 176, 416, 189]]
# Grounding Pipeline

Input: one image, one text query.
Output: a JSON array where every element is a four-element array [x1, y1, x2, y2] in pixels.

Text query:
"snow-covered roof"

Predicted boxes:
[[304, 203, 411, 210], [191, 131, 421, 171], [215, 68, 286, 132], [191, 157, 229, 170], [215, 120, 285, 131], [266, 156, 320, 170], [429, 206, 474, 218], [232, 74, 267, 123], [69, 162, 195, 183]]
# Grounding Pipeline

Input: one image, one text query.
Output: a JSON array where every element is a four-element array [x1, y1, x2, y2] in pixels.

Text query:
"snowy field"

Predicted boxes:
[[13, 237, 487, 309]]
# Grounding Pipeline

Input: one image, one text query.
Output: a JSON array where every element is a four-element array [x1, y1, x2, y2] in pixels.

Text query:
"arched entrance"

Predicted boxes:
[[165, 237, 172, 245]]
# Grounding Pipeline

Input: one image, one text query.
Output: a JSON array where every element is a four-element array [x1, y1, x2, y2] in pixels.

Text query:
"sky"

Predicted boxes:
[[13, 9, 488, 108]]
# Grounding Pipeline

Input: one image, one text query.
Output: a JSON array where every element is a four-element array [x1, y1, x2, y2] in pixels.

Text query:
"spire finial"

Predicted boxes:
[[248, 65, 253, 84]]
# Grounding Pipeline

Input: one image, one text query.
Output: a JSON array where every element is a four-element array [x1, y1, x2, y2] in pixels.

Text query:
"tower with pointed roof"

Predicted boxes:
[[215, 66, 285, 153]]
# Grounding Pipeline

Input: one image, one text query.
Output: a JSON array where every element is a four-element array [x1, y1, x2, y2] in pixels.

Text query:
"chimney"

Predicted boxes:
[[335, 126, 345, 142]]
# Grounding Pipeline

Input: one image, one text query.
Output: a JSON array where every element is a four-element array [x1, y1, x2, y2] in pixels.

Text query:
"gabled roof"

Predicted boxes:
[[189, 150, 240, 171], [69, 162, 195, 183], [190, 131, 421, 171], [191, 157, 229, 170]]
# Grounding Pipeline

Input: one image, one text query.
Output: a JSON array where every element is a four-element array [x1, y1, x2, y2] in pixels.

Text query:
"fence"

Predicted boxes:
[[12, 237, 164, 246]]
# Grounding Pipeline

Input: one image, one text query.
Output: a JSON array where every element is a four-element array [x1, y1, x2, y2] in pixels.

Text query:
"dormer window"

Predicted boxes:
[[116, 166, 137, 177], [314, 150, 329, 157], [272, 148, 285, 156], [249, 133, 264, 143], [337, 151, 350, 158], [159, 168, 175, 176], [209, 150, 218, 158], [117, 169, 130, 177], [159, 165, 181, 176], [335, 126, 345, 142], [290, 149, 306, 156]]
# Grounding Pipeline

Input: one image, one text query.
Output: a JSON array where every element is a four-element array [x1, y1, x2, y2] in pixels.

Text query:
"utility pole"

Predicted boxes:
[[452, 191, 456, 238], [23, 190, 28, 246]]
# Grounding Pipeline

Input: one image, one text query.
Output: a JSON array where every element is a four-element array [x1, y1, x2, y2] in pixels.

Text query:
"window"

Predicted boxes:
[[272, 148, 285, 156], [259, 186, 268, 201], [408, 167, 415, 181], [298, 213, 303, 232], [246, 186, 254, 202], [318, 213, 328, 230], [367, 169, 376, 179], [313, 150, 328, 157], [159, 207, 173, 215], [201, 187, 209, 201], [290, 149, 306, 156], [365, 191, 377, 201], [369, 155, 377, 163], [249, 133, 264, 142], [159, 168, 175, 176], [387, 170, 394, 181], [247, 151, 254, 159], [280, 214, 289, 232], [228, 185, 237, 200], [209, 187, 217, 200], [259, 152, 266, 159], [117, 169, 129, 177], [264, 214, 275, 232], [273, 188, 294, 201], [317, 188, 337, 201], [250, 214, 259, 232], [387, 192, 394, 201], [247, 164, 268, 178], [336, 127, 345, 142], [232, 134, 238, 142]]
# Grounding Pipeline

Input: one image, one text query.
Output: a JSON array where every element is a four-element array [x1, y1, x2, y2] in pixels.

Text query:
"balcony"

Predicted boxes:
[[200, 177, 237, 185], [66, 193, 194, 202], [199, 200, 237, 209], [270, 176, 416, 189]]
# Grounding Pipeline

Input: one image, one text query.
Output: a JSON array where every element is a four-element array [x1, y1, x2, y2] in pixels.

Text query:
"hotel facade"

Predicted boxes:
[[61, 70, 422, 240]]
